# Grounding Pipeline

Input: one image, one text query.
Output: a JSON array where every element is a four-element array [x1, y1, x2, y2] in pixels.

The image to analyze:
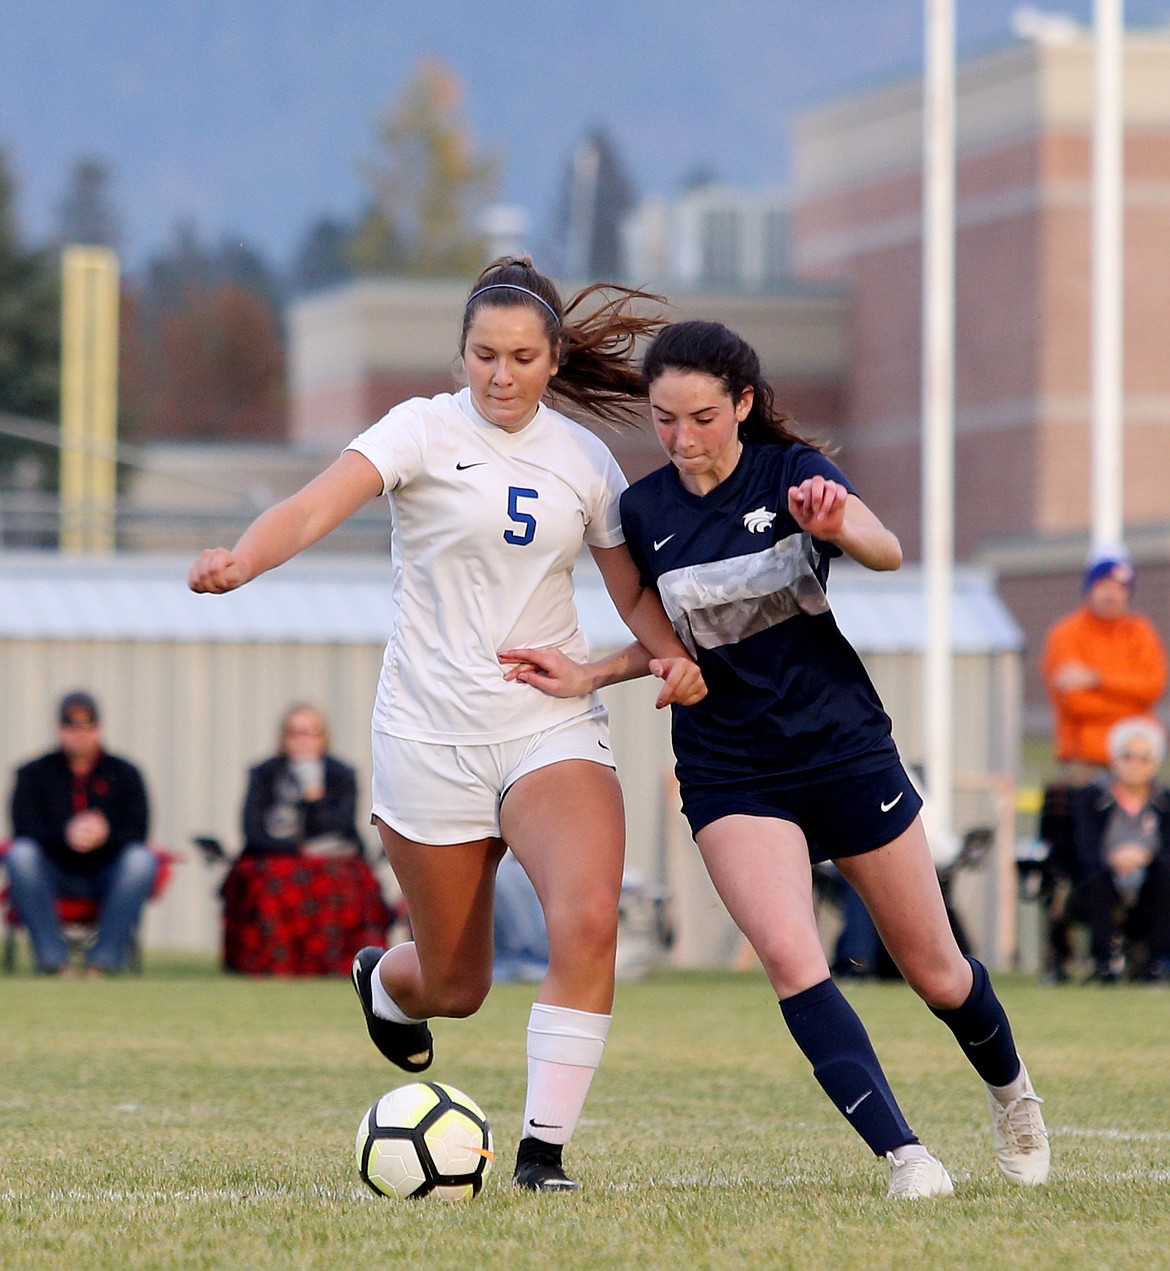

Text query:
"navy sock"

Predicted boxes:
[[780, 978, 917, 1156], [930, 956, 1021, 1087]]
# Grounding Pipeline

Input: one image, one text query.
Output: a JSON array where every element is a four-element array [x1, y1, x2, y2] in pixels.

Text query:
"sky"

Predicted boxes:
[[3, 0, 1169, 275]]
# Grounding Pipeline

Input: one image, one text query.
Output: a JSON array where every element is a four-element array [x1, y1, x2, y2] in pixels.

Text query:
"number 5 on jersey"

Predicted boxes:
[[504, 486, 538, 545]]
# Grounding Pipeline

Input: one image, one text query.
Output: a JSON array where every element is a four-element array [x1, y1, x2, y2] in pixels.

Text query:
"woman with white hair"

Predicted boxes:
[[1069, 716, 1170, 982]]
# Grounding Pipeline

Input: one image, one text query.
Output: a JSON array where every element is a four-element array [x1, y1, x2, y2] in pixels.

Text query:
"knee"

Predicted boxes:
[[908, 956, 974, 1012], [547, 889, 619, 963], [427, 968, 492, 1019], [4, 838, 47, 882], [432, 983, 491, 1019], [755, 934, 829, 996], [115, 844, 159, 889]]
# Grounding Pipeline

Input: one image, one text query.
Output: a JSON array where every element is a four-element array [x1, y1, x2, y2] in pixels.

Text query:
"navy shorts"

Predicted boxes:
[[680, 757, 923, 864]]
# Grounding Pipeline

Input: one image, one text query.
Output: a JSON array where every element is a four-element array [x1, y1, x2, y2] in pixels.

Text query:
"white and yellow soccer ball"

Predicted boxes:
[[355, 1081, 494, 1200]]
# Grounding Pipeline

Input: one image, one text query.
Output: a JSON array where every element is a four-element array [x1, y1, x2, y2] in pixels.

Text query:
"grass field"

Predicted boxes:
[[3, 958, 1168, 1271]]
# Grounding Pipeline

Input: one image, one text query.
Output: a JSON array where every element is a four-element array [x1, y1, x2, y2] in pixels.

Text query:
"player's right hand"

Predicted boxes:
[[649, 657, 707, 708], [499, 646, 592, 698], [188, 548, 248, 594]]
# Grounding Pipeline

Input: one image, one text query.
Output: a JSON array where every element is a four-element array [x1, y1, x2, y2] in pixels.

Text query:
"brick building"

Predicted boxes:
[[287, 279, 847, 486], [791, 29, 1170, 726], [283, 30, 1170, 733]]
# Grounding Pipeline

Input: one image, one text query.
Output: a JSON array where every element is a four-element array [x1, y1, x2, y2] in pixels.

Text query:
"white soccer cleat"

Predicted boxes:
[[986, 1063, 1050, 1185], [886, 1150, 955, 1200]]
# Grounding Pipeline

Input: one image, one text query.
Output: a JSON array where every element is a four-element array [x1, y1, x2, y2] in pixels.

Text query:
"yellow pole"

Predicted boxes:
[[60, 245, 119, 552]]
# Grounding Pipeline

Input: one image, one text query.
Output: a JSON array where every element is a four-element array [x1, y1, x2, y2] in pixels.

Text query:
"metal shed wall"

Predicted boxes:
[[0, 554, 1022, 967]]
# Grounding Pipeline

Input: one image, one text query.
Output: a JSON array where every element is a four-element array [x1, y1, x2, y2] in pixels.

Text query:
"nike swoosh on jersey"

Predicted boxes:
[[653, 534, 675, 551], [880, 792, 904, 813], [455, 460, 487, 470]]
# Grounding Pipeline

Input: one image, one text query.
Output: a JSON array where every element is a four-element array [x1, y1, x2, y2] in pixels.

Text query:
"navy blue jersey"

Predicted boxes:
[[620, 440, 898, 785]]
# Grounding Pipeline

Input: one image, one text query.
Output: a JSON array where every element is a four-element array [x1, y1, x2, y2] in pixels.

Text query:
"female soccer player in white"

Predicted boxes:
[[503, 319, 1050, 1199], [188, 258, 705, 1191]]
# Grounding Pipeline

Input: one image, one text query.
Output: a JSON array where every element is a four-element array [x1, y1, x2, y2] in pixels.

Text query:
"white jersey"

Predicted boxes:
[[346, 387, 628, 743]]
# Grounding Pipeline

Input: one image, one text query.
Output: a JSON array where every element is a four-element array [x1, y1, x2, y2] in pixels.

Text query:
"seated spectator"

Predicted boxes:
[[1067, 717, 1170, 983], [241, 704, 362, 860], [5, 691, 156, 975], [221, 704, 393, 975]]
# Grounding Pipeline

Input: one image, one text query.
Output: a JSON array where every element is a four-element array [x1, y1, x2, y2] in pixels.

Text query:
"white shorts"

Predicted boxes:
[[370, 704, 615, 845]]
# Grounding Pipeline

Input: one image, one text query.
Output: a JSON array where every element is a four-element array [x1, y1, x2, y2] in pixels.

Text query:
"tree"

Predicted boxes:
[[290, 215, 354, 295], [552, 128, 636, 280], [0, 148, 60, 426], [348, 59, 498, 278], [133, 281, 285, 442], [0, 149, 59, 530], [123, 224, 287, 441], [56, 157, 120, 249]]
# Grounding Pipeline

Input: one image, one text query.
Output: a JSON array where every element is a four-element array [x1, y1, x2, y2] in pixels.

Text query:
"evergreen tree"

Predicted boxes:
[[290, 215, 354, 295], [56, 157, 120, 249], [0, 147, 61, 426]]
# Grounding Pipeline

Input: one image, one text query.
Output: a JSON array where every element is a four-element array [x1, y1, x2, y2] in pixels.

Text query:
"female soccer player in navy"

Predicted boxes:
[[504, 319, 1049, 1199], [188, 258, 704, 1192]]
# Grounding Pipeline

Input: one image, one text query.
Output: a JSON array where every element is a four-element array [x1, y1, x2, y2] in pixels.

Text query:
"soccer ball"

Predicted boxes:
[[355, 1081, 494, 1200]]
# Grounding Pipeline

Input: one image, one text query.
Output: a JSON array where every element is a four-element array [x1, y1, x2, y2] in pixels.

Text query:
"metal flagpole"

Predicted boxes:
[[1092, 0, 1125, 554], [921, 0, 956, 846]]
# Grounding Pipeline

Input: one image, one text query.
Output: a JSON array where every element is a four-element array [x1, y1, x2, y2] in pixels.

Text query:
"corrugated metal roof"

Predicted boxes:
[[828, 561, 1023, 654], [0, 553, 395, 644], [0, 551, 1021, 653]]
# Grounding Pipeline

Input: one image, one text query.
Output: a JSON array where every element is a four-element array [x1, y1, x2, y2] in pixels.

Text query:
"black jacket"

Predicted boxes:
[[241, 754, 361, 857], [1061, 781, 1170, 884], [10, 749, 150, 874]]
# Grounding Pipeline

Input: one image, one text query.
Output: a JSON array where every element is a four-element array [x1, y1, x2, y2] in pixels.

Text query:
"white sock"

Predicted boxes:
[[986, 1059, 1030, 1105], [987, 1071, 1027, 1105], [521, 1003, 611, 1147], [370, 949, 426, 1024], [890, 1143, 933, 1164]]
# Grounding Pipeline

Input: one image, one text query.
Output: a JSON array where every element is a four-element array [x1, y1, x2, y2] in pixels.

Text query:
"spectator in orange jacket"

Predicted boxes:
[[1042, 550, 1167, 781]]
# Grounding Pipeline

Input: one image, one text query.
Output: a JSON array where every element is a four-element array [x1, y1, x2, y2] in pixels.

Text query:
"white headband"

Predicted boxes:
[[466, 283, 560, 326]]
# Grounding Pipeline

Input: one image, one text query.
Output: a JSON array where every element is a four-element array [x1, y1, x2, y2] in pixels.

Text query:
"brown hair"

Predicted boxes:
[[642, 319, 823, 450], [461, 256, 665, 426]]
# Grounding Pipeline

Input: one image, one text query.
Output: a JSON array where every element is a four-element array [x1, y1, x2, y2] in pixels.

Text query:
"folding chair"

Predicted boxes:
[[0, 841, 178, 973]]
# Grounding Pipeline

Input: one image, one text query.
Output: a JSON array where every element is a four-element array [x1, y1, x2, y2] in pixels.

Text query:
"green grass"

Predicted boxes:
[[2, 959, 1168, 1270]]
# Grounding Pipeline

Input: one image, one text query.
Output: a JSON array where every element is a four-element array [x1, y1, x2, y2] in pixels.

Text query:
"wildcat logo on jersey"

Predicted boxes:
[[742, 507, 776, 533]]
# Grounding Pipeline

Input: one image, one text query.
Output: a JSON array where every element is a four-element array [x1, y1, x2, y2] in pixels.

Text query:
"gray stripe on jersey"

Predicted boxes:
[[658, 532, 830, 656]]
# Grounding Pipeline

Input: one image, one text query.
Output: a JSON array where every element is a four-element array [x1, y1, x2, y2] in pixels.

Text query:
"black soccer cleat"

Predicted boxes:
[[350, 946, 434, 1072], [512, 1136, 581, 1192]]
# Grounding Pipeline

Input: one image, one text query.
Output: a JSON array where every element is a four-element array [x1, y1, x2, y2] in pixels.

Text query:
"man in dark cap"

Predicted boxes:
[[1042, 549, 1167, 780], [4, 691, 155, 975]]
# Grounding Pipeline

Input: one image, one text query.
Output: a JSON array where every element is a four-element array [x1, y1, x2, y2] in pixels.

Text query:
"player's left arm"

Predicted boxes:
[[500, 642, 704, 708], [501, 544, 706, 708], [591, 543, 706, 706], [788, 476, 902, 572], [589, 543, 692, 659]]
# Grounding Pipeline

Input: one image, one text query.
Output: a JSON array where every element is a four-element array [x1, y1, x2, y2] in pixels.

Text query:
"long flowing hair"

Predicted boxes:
[[641, 319, 823, 450], [461, 256, 666, 426]]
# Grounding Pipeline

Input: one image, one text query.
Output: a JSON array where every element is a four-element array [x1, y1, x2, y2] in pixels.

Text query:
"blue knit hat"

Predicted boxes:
[[1083, 551, 1135, 593]]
